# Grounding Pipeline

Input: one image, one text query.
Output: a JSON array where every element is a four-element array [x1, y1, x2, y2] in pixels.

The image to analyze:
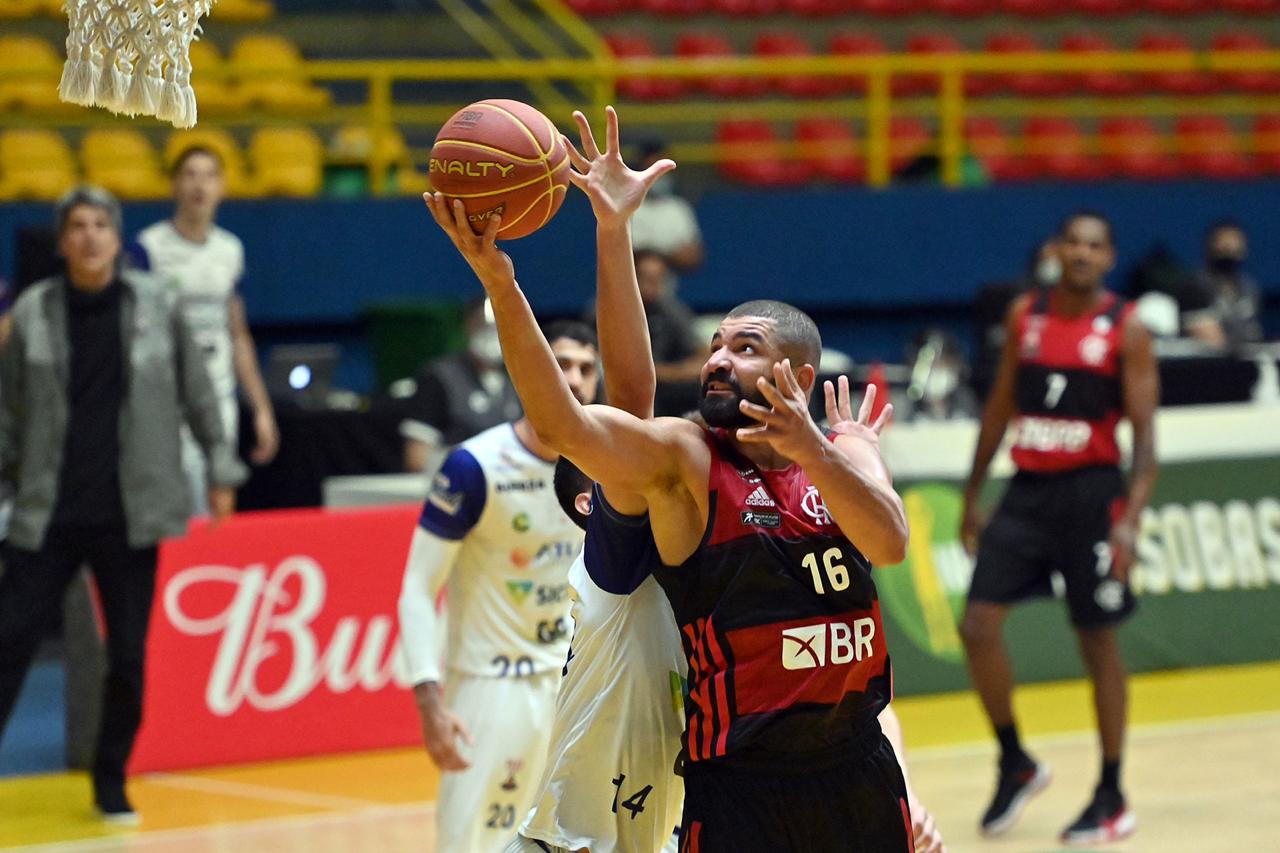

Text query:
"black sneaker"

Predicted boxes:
[[94, 783, 140, 826], [1061, 786, 1135, 845], [980, 757, 1052, 837]]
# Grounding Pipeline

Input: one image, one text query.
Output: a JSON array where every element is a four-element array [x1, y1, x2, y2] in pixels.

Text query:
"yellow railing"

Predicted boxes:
[[4, 50, 1280, 191]]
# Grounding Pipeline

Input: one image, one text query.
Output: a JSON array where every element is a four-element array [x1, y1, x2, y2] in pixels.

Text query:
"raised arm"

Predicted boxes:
[[1110, 312, 1159, 582], [960, 294, 1027, 555], [563, 106, 674, 420], [421, 193, 696, 499]]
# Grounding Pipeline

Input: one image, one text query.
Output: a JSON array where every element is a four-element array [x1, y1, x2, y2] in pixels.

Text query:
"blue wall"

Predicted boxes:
[[3, 180, 1276, 391]]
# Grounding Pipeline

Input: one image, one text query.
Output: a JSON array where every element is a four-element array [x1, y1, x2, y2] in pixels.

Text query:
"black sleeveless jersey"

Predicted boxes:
[[651, 429, 892, 769]]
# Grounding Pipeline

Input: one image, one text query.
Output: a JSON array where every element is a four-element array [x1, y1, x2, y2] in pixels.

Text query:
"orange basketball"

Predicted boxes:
[[429, 99, 571, 240]]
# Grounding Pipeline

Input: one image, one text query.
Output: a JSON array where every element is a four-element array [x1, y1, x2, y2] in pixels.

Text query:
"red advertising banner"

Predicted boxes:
[[130, 505, 423, 772]]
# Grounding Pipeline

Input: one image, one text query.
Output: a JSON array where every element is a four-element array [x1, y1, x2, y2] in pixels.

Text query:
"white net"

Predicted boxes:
[[59, 0, 217, 129]]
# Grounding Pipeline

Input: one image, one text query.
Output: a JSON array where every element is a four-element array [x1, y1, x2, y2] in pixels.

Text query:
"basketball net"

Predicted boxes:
[[59, 0, 217, 129]]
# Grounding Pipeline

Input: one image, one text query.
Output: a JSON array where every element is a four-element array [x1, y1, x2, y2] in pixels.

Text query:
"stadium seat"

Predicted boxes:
[[965, 118, 1036, 181], [1213, 33, 1280, 94], [896, 33, 963, 98], [80, 129, 170, 200], [754, 32, 836, 97], [889, 117, 932, 173], [1218, 0, 1279, 13], [1072, 0, 1135, 16], [1061, 32, 1137, 95], [0, 129, 78, 201], [984, 32, 1067, 96], [1138, 32, 1216, 95], [929, 0, 995, 16], [642, 0, 708, 15], [0, 35, 74, 113], [998, 0, 1064, 17], [1174, 116, 1255, 179], [854, 0, 924, 17], [1254, 115, 1280, 174], [675, 32, 764, 98], [165, 128, 257, 198], [795, 118, 863, 182], [249, 126, 324, 196], [782, 0, 850, 16], [1024, 117, 1105, 180], [603, 33, 683, 100], [0, 0, 43, 16], [1142, 0, 1208, 14], [189, 39, 251, 116], [716, 120, 811, 186], [331, 125, 429, 196], [1098, 117, 1182, 179], [712, 0, 781, 15], [828, 31, 887, 94], [210, 0, 274, 22], [229, 35, 332, 112]]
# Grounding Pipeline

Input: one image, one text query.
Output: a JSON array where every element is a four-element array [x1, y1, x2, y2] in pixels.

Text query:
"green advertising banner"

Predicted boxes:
[[878, 417, 1280, 696]]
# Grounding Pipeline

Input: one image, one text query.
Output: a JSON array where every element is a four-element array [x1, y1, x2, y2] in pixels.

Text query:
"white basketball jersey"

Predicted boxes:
[[428, 424, 582, 679], [520, 493, 686, 853], [136, 220, 242, 398]]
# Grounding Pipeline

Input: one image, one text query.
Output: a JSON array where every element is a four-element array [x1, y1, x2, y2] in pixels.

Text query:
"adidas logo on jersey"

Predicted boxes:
[[744, 486, 775, 508]]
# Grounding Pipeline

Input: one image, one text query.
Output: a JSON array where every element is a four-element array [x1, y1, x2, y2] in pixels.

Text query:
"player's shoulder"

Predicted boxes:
[[208, 225, 245, 253]]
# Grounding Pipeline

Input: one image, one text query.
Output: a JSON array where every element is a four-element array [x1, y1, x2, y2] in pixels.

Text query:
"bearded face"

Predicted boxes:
[[698, 369, 771, 429]]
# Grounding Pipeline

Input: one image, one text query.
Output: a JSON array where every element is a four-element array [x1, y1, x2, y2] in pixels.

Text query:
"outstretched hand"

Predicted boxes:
[[825, 377, 893, 451], [736, 359, 826, 460], [423, 191, 515, 291], [563, 105, 676, 230]]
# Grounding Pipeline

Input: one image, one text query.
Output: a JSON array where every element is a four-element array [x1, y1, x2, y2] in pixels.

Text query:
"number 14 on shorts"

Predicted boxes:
[[611, 773, 653, 819]]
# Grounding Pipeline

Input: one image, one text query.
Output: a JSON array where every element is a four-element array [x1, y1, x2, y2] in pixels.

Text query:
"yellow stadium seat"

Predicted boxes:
[[189, 39, 251, 116], [0, 129, 78, 201], [165, 128, 257, 198], [0, 0, 43, 18], [229, 35, 331, 113], [210, 0, 275, 22], [250, 126, 324, 196], [80, 129, 170, 200], [330, 124, 429, 195], [0, 35, 75, 113]]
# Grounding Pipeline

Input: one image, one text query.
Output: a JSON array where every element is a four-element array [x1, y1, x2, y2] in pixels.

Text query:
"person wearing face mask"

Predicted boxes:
[[905, 330, 980, 422], [1184, 219, 1264, 350], [401, 297, 523, 473], [628, 137, 704, 273]]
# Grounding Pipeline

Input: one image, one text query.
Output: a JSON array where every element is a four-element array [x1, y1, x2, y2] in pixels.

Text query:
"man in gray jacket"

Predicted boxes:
[[0, 186, 247, 823]]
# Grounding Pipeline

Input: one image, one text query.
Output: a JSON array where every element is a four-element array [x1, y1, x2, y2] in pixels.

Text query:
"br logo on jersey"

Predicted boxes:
[[744, 485, 775, 508], [802, 486, 833, 526], [780, 619, 877, 670], [506, 580, 534, 605]]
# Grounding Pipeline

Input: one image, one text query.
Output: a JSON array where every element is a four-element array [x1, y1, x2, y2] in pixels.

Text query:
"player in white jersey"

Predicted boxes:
[[398, 322, 600, 853], [134, 146, 278, 515]]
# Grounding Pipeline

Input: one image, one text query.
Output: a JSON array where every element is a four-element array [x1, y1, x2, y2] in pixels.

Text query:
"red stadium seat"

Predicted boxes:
[[754, 31, 837, 97], [641, 0, 708, 15], [896, 33, 963, 97], [711, 0, 780, 16], [1062, 32, 1138, 96], [675, 31, 765, 98], [795, 118, 864, 182], [782, 0, 850, 13], [1098, 117, 1183, 179], [828, 31, 887, 94], [562, 0, 632, 15], [889, 116, 932, 173], [1138, 32, 1216, 95], [853, 0, 925, 17], [1072, 0, 1135, 16], [1142, 0, 1208, 15], [930, 0, 995, 16], [603, 33, 683, 100], [1175, 116, 1256, 179], [716, 120, 811, 186], [1254, 115, 1280, 174], [1213, 33, 1280, 94], [965, 117, 1037, 181], [984, 32, 1068, 96], [998, 0, 1064, 17], [1218, 0, 1280, 13], [1025, 117, 1105, 180]]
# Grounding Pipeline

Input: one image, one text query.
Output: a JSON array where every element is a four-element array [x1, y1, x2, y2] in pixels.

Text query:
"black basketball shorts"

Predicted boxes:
[[969, 465, 1136, 628], [677, 730, 912, 853]]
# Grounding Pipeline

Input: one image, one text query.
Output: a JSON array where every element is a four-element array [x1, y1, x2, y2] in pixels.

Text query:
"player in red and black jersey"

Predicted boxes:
[[960, 212, 1159, 846], [422, 123, 919, 853]]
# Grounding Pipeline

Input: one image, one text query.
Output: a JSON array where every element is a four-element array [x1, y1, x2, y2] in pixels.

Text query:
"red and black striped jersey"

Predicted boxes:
[[1010, 289, 1133, 474], [651, 428, 892, 770]]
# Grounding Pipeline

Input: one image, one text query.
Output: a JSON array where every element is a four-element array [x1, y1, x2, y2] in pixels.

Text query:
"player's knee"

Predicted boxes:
[[959, 603, 1005, 647]]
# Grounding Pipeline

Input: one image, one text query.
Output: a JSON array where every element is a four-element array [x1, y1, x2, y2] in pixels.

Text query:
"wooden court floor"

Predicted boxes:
[[2, 662, 1277, 852]]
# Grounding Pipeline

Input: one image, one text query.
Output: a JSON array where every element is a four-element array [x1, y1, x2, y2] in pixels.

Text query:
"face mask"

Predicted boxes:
[[648, 174, 675, 197], [1209, 255, 1243, 277], [1035, 256, 1062, 285], [467, 326, 503, 367]]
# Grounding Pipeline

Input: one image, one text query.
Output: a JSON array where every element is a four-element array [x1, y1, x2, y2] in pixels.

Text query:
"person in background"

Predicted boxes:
[[134, 146, 279, 516], [971, 237, 1059, 399], [904, 329, 981, 421], [0, 186, 246, 824], [629, 137, 704, 274], [401, 297, 522, 474], [1184, 219, 1264, 349]]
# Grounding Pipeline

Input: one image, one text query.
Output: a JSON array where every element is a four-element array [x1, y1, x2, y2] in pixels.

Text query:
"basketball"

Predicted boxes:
[[429, 99, 571, 240]]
